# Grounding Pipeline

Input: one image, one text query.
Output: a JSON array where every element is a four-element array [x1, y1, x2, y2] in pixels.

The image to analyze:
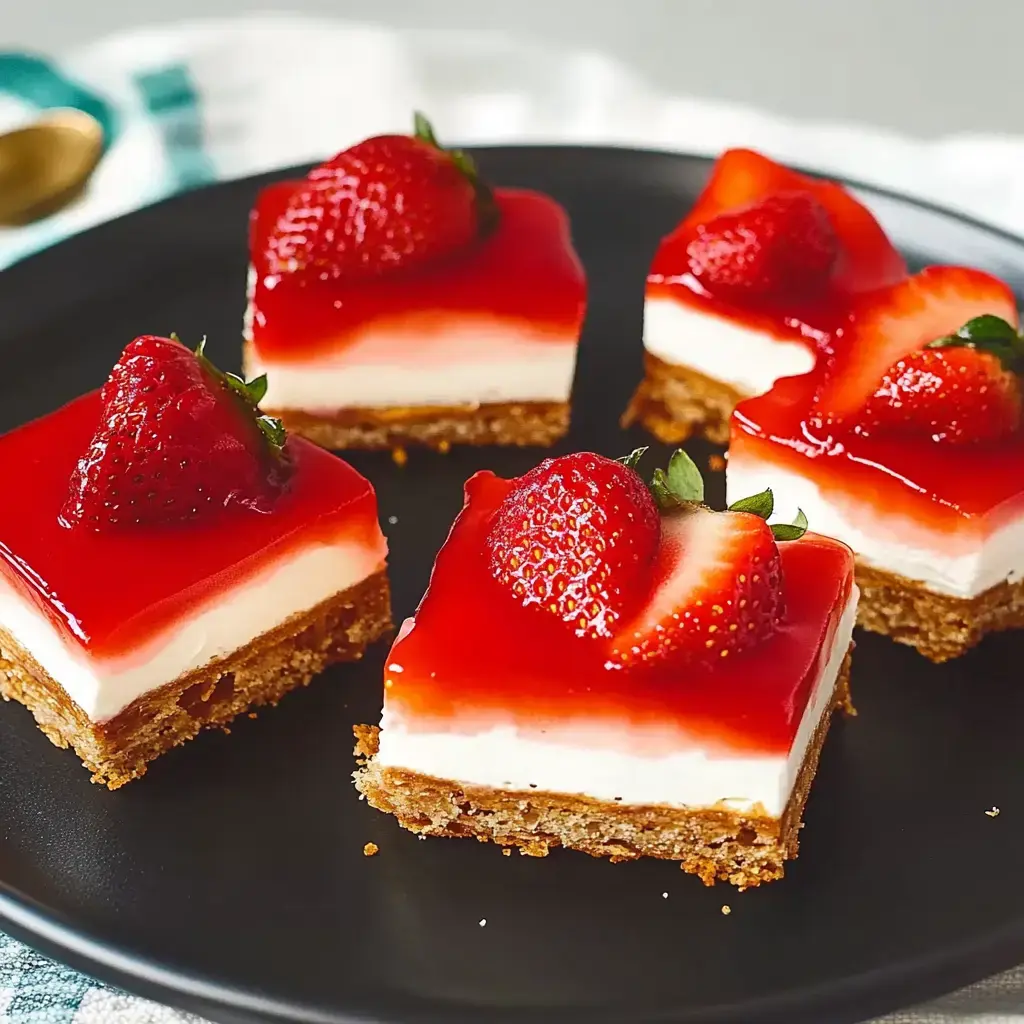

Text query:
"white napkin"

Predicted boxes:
[[0, 14, 1023, 1024]]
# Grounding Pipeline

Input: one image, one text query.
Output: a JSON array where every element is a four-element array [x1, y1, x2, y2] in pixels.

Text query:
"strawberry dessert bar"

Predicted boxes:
[[244, 114, 586, 452], [729, 266, 1024, 662], [0, 336, 391, 788], [355, 449, 857, 888], [623, 148, 906, 444]]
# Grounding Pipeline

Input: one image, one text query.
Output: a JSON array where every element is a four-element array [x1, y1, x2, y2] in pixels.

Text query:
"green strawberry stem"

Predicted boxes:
[[927, 314, 1024, 371], [620, 447, 808, 541], [413, 111, 500, 238], [193, 337, 287, 456]]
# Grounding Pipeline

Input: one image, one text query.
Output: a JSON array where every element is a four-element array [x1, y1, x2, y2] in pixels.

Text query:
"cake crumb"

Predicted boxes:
[[391, 446, 408, 468], [986, 806, 1001, 817], [478, 918, 487, 927], [387, 515, 398, 525], [661, 892, 669, 899], [708, 454, 726, 472], [437, 440, 451, 454], [363, 842, 379, 857], [721, 905, 732, 916], [502, 848, 512, 856], [247, 712, 258, 719]]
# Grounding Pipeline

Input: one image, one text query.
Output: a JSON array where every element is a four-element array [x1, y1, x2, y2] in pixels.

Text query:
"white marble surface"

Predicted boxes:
[[5, 0, 1024, 136]]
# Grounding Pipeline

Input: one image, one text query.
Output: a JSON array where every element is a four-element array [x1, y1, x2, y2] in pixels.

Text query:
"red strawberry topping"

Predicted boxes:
[[62, 336, 288, 530], [812, 267, 1023, 445], [613, 506, 784, 669], [685, 190, 839, 301], [857, 347, 1021, 444], [266, 113, 495, 281], [487, 452, 660, 639]]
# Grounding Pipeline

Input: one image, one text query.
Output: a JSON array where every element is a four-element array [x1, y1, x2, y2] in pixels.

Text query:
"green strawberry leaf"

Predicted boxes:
[[771, 508, 809, 542], [411, 111, 500, 238], [616, 446, 649, 470], [926, 314, 1024, 370], [666, 449, 705, 503], [650, 468, 684, 512], [728, 487, 774, 519]]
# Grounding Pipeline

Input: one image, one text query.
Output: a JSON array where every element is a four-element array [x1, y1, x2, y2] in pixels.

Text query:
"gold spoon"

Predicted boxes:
[[0, 109, 104, 226]]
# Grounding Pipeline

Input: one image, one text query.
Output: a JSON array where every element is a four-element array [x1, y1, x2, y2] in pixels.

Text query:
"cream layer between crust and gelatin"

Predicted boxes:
[[243, 268, 578, 413], [0, 537, 386, 724], [643, 293, 816, 398], [726, 451, 1024, 599], [374, 588, 858, 819]]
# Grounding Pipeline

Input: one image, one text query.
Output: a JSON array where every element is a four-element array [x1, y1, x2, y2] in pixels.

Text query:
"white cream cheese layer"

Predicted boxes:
[[727, 454, 1024, 599], [0, 539, 385, 723], [643, 294, 816, 397], [375, 590, 857, 818]]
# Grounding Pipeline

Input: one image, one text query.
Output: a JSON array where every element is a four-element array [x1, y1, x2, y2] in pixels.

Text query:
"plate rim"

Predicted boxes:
[[2, 144, 1024, 1024]]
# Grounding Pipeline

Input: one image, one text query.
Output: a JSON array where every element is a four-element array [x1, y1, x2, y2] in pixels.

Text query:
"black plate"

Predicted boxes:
[[1, 147, 1024, 1024]]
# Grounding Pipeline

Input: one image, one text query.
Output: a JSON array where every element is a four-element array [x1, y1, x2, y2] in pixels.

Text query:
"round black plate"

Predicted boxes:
[[1, 147, 1024, 1024]]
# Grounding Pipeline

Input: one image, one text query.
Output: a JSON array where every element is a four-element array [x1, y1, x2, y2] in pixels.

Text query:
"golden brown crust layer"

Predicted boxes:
[[244, 338, 568, 451], [0, 570, 392, 789], [353, 649, 852, 889], [621, 353, 747, 445], [855, 561, 1024, 663]]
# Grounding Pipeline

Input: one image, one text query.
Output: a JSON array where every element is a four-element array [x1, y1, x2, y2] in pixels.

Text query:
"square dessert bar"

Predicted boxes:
[[356, 449, 857, 888], [0, 336, 391, 787], [729, 266, 1024, 662], [244, 115, 586, 452], [623, 148, 905, 444]]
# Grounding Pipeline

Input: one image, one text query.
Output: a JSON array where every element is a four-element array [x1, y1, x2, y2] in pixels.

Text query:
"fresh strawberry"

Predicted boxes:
[[812, 267, 1022, 431], [487, 451, 660, 639], [266, 113, 496, 280], [650, 150, 905, 297], [857, 346, 1021, 444], [685, 190, 839, 300], [611, 450, 806, 670], [62, 336, 288, 530]]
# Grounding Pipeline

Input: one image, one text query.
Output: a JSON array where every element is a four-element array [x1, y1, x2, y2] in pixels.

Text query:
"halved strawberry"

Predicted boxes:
[[685, 190, 839, 300], [651, 148, 906, 296], [487, 451, 660, 639], [62, 336, 288, 530], [812, 266, 1021, 428], [611, 451, 806, 670], [267, 112, 496, 280]]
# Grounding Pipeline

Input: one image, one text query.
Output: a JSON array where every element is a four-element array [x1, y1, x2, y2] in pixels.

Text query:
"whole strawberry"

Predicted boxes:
[[62, 336, 288, 530], [487, 452, 661, 639], [686, 190, 838, 300], [267, 113, 496, 280]]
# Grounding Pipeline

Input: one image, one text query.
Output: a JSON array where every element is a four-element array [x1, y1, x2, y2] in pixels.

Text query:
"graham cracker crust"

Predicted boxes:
[[622, 352, 748, 445], [0, 570, 392, 789], [353, 648, 852, 890], [269, 401, 569, 452], [856, 561, 1024, 663]]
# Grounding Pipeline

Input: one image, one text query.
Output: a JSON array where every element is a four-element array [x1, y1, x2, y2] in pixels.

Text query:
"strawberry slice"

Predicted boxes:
[[813, 266, 1020, 428], [651, 148, 906, 296], [685, 190, 839, 300], [487, 451, 660, 639], [267, 112, 497, 280], [611, 450, 807, 670], [62, 336, 288, 530]]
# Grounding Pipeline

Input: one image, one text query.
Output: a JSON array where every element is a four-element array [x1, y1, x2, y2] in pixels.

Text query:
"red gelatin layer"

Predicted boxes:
[[384, 472, 854, 758], [249, 187, 587, 363], [0, 393, 384, 659], [647, 149, 906, 351]]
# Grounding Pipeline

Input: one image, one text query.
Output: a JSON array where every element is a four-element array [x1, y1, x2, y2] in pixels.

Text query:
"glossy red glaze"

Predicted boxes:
[[249, 186, 587, 363], [384, 471, 854, 757], [0, 393, 383, 658], [732, 370, 1024, 540], [647, 149, 907, 351]]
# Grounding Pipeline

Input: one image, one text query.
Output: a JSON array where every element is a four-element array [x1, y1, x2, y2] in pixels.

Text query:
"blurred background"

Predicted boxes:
[[7, 0, 1024, 136]]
